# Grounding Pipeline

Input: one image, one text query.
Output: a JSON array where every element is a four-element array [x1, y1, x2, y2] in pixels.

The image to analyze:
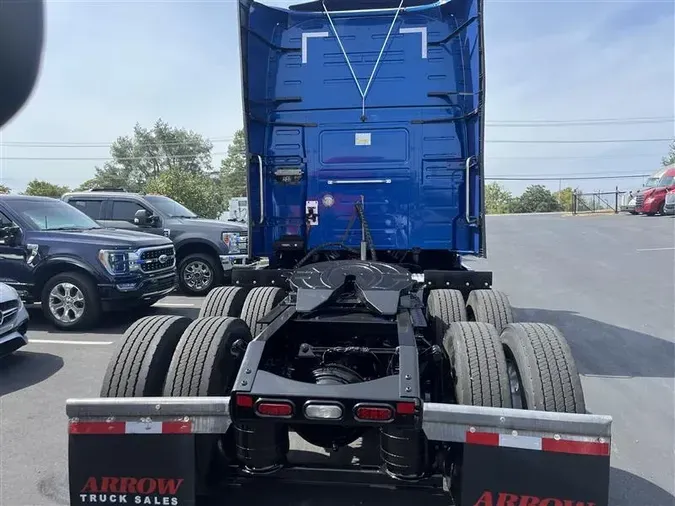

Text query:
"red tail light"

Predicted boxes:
[[396, 402, 416, 415], [256, 401, 293, 417], [354, 405, 394, 421], [236, 394, 253, 407]]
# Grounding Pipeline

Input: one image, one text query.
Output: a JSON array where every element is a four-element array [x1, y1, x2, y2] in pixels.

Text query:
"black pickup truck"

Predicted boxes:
[[0, 195, 177, 330], [62, 189, 248, 296]]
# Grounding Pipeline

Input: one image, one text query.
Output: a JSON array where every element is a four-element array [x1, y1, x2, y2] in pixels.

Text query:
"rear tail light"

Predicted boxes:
[[236, 394, 253, 408], [304, 403, 343, 420], [396, 402, 416, 415], [354, 404, 394, 422], [256, 400, 294, 418]]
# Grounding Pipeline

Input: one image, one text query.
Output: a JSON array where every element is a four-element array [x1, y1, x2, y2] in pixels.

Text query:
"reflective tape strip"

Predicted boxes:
[[69, 421, 192, 435], [466, 431, 609, 456]]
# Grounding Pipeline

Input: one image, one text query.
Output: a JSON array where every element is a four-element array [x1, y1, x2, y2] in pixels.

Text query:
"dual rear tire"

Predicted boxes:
[[426, 287, 582, 413], [444, 320, 585, 413], [101, 286, 287, 400], [100, 286, 288, 490], [426, 288, 514, 344]]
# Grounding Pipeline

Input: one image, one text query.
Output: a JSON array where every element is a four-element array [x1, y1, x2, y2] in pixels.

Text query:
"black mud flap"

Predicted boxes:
[[460, 443, 610, 506], [69, 434, 197, 506]]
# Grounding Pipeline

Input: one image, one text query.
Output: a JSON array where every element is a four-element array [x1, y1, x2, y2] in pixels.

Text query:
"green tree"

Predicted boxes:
[[145, 167, 225, 219], [0, 184, 9, 194], [554, 187, 576, 212], [23, 179, 71, 198], [512, 185, 562, 213], [485, 182, 515, 214], [662, 140, 675, 167], [220, 129, 247, 203], [82, 119, 214, 192]]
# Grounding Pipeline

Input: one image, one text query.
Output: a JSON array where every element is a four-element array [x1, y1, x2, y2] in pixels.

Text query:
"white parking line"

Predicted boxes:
[[154, 303, 198, 308], [29, 339, 113, 345], [636, 247, 675, 252]]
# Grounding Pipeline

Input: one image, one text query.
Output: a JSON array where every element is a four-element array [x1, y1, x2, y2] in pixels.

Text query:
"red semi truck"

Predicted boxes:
[[635, 165, 675, 216]]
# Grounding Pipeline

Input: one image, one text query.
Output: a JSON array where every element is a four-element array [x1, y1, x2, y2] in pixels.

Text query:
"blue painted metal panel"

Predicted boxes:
[[237, 0, 486, 259]]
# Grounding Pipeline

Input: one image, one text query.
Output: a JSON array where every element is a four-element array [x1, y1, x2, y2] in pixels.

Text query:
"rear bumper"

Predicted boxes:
[[66, 396, 612, 443], [98, 271, 178, 311], [65, 396, 613, 506]]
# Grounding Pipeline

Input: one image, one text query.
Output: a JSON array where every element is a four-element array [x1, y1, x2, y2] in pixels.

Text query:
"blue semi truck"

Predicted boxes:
[[65, 1, 613, 505]]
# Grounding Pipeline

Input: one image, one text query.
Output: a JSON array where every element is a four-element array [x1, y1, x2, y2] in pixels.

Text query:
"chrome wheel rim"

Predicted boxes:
[[183, 260, 213, 291], [49, 282, 85, 323]]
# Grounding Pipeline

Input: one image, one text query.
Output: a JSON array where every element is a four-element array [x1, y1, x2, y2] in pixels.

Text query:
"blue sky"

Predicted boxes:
[[0, 0, 673, 195]]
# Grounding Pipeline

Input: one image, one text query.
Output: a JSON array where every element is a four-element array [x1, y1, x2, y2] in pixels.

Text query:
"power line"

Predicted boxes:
[[0, 152, 231, 161], [487, 138, 672, 144], [487, 118, 674, 127], [1, 116, 672, 148], [489, 153, 662, 160], [487, 174, 650, 181], [0, 151, 667, 162], [0, 137, 234, 148]]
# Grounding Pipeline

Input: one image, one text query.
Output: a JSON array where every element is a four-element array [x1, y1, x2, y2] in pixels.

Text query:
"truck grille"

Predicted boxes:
[[139, 246, 176, 273], [635, 194, 645, 208]]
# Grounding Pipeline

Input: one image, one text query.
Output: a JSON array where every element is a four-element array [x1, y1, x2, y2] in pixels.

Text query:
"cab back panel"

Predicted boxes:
[[238, 0, 485, 258]]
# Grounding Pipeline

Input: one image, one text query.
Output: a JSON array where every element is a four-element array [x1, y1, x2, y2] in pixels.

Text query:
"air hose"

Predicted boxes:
[[294, 201, 377, 268]]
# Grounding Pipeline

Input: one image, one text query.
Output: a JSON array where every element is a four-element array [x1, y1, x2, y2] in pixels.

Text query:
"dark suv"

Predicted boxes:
[[0, 195, 177, 330], [62, 190, 248, 296]]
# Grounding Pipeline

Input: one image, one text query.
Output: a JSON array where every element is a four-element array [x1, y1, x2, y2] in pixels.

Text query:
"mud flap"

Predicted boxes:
[[68, 434, 197, 506], [459, 443, 610, 506]]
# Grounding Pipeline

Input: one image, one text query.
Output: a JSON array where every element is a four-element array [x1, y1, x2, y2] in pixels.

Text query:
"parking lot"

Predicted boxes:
[[1, 213, 674, 506]]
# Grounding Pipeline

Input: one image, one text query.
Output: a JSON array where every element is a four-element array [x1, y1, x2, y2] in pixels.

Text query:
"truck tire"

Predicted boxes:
[[199, 286, 248, 318], [500, 323, 585, 413], [240, 286, 286, 338], [444, 322, 511, 408], [100, 315, 192, 397], [163, 317, 252, 491], [163, 316, 252, 396], [426, 289, 467, 344], [466, 289, 513, 333], [41, 271, 101, 330], [178, 252, 223, 297]]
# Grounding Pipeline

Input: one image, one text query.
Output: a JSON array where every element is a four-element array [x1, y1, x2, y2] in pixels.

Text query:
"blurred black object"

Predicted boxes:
[[0, 0, 45, 128]]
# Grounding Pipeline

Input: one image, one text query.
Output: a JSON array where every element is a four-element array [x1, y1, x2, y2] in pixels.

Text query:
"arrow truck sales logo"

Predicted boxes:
[[473, 491, 596, 506], [79, 477, 184, 505]]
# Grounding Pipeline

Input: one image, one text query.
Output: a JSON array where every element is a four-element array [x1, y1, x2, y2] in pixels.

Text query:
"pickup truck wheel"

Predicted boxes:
[[199, 286, 249, 318], [426, 289, 467, 344], [163, 317, 253, 491], [100, 315, 192, 397], [444, 322, 511, 408], [500, 323, 585, 413], [178, 253, 222, 296], [41, 271, 101, 330], [466, 289, 513, 333], [240, 286, 286, 338]]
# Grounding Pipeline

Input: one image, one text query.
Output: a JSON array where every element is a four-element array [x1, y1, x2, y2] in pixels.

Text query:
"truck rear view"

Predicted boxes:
[[242, 0, 485, 268], [65, 1, 613, 505]]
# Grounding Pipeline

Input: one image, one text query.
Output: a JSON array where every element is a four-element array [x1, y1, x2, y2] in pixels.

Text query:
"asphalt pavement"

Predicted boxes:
[[1, 212, 674, 506]]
